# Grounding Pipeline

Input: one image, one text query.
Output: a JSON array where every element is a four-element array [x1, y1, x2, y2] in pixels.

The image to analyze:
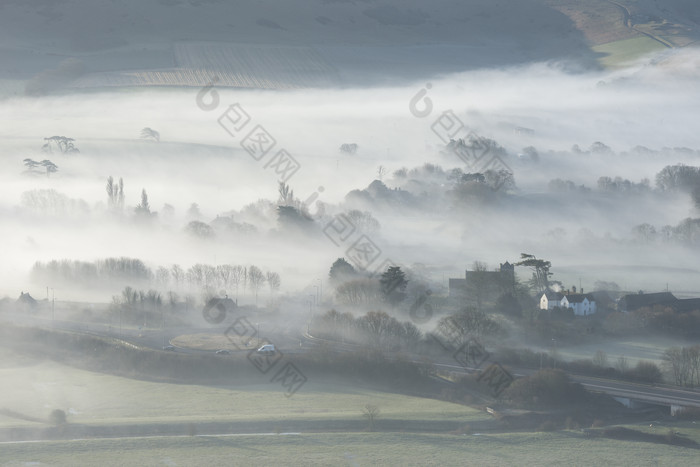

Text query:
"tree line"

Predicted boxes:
[[312, 309, 422, 351], [32, 257, 281, 304]]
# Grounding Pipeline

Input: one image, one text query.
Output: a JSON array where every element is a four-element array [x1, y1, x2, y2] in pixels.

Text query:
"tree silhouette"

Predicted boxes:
[[248, 266, 266, 306], [380, 266, 407, 306], [42, 136, 79, 153], [140, 127, 160, 142], [362, 404, 380, 431], [329, 258, 357, 285], [266, 271, 281, 299], [106, 176, 125, 211], [135, 189, 151, 217], [40, 160, 58, 177], [515, 253, 552, 293]]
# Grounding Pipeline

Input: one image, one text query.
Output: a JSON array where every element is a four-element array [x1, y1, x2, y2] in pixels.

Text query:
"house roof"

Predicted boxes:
[[563, 293, 593, 303], [17, 292, 37, 305], [542, 289, 563, 300], [619, 292, 677, 311], [673, 298, 700, 313]]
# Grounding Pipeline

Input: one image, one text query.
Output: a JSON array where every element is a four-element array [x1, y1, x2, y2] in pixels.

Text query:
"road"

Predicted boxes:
[[606, 0, 674, 48], [5, 310, 700, 411]]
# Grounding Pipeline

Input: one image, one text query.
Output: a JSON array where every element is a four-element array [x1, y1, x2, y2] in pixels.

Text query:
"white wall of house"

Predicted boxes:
[[540, 294, 561, 310], [561, 296, 597, 316]]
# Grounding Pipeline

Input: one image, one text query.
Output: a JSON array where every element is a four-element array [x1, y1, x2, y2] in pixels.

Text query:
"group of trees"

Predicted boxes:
[[546, 164, 700, 205], [154, 263, 280, 305], [23, 158, 58, 177], [32, 257, 152, 285], [329, 259, 408, 308], [312, 309, 422, 350], [436, 306, 503, 345], [597, 176, 651, 194], [631, 218, 700, 246], [32, 257, 281, 305], [42, 136, 79, 154], [106, 176, 125, 212], [663, 345, 700, 388], [105, 176, 156, 220], [111, 286, 165, 326], [603, 307, 700, 339], [20, 189, 89, 217], [655, 164, 700, 194]]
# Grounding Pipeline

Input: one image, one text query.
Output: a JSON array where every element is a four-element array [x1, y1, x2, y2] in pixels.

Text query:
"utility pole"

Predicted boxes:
[[161, 304, 165, 348], [51, 288, 55, 325]]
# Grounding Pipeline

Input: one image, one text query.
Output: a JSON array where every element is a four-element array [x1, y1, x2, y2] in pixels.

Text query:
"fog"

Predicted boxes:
[[4, 1, 700, 459], [0, 47, 699, 302]]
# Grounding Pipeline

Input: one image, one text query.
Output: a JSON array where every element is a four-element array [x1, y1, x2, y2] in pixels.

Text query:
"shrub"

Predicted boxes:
[[502, 369, 587, 407], [624, 361, 663, 383]]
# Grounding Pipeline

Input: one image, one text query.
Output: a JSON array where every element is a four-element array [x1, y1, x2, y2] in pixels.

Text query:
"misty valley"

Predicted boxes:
[[2, 0, 700, 465]]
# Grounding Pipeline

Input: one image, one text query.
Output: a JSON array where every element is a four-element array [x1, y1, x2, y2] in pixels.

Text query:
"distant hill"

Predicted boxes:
[[0, 0, 697, 87]]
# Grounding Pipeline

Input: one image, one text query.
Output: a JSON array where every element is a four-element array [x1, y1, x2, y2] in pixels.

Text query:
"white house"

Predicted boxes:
[[539, 290, 564, 310], [560, 294, 596, 316]]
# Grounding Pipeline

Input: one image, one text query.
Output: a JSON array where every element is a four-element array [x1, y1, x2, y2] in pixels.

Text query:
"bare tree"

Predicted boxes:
[[663, 346, 700, 387], [187, 264, 206, 289], [230, 265, 246, 301], [202, 265, 218, 292], [266, 271, 281, 299], [217, 265, 233, 294], [247, 266, 266, 306], [362, 404, 380, 431], [155, 267, 170, 289], [170, 264, 184, 290], [335, 278, 380, 306], [592, 350, 609, 368]]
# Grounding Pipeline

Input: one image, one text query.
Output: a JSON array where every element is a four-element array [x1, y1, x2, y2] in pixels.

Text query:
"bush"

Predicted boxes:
[[502, 369, 588, 407], [673, 407, 700, 420], [624, 361, 663, 383]]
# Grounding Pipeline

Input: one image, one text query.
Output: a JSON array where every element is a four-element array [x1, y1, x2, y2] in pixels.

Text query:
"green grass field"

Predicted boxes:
[[593, 36, 667, 68], [0, 347, 485, 429], [555, 336, 681, 368], [2, 346, 700, 465], [2, 430, 700, 466]]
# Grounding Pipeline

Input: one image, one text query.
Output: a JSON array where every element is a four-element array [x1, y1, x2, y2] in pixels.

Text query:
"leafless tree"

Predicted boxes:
[[248, 265, 266, 306], [230, 265, 246, 301], [170, 264, 184, 290], [362, 404, 380, 431], [266, 271, 281, 299]]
